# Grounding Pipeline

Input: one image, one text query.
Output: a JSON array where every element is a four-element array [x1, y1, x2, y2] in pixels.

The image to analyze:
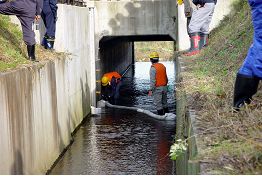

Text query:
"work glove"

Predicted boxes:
[[177, 0, 183, 5]]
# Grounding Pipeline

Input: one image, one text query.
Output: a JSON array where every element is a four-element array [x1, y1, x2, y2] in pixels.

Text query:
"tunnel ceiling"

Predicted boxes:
[[99, 35, 175, 48]]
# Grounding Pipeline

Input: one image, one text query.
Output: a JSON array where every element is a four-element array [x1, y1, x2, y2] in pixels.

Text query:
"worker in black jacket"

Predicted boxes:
[[184, 0, 217, 56], [0, 0, 43, 61]]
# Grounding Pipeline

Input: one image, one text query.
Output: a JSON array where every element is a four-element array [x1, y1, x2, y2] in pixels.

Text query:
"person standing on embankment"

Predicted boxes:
[[233, 0, 262, 110], [179, 0, 217, 56], [41, 0, 58, 50], [0, 0, 43, 61]]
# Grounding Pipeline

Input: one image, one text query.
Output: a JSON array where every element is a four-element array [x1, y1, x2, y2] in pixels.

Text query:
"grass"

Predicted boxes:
[[178, 0, 262, 174], [135, 41, 174, 62], [0, 15, 63, 72]]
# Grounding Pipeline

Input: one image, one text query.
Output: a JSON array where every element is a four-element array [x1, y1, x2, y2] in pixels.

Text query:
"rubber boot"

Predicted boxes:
[[157, 109, 165, 116], [164, 107, 169, 114], [233, 74, 259, 110], [41, 37, 47, 49], [46, 36, 55, 50], [27, 45, 36, 61], [200, 33, 209, 49], [42, 35, 55, 50], [184, 32, 200, 56]]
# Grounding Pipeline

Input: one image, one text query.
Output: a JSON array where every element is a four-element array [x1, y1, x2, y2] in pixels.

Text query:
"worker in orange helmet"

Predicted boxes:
[[101, 71, 122, 105], [148, 52, 169, 115]]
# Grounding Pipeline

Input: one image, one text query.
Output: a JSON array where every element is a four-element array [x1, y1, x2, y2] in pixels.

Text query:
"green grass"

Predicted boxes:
[[135, 41, 174, 62], [0, 15, 28, 71], [180, 0, 262, 174]]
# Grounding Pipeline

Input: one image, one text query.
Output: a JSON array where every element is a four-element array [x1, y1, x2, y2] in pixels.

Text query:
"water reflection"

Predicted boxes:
[[50, 62, 176, 175]]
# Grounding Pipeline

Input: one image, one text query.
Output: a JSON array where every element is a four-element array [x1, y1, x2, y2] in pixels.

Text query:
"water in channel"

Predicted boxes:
[[50, 62, 176, 175]]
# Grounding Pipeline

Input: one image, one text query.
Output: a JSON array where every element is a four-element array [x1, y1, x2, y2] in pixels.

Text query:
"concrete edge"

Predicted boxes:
[[174, 55, 200, 175]]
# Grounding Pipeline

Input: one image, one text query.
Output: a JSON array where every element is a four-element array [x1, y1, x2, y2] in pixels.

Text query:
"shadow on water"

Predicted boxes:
[[50, 62, 176, 175]]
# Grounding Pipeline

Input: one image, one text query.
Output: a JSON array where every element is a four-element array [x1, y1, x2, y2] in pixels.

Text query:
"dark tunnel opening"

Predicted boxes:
[[97, 35, 176, 104]]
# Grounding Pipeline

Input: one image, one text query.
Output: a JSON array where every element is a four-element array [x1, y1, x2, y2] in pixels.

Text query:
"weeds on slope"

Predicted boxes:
[[180, 0, 262, 174]]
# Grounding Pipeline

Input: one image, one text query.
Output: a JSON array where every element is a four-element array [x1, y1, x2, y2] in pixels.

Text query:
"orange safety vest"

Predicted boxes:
[[103, 72, 122, 81], [152, 63, 168, 87]]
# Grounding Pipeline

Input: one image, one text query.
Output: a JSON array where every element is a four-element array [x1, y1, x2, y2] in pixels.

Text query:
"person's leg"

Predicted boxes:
[[153, 88, 164, 115], [42, 2, 56, 49], [17, 16, 36, 61], [162, 88, 169, 113], [113, 82, 122, 105], [186, 17, 191, 35], [233, 74, 259, 110], [200, 3, 215, 49], [185, 3, 215, 56], [41, 9, 48, 47]]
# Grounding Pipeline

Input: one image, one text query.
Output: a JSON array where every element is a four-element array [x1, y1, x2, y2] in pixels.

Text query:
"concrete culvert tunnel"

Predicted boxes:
[[97, 34, 176, 104], [50, 35, 177, 174]]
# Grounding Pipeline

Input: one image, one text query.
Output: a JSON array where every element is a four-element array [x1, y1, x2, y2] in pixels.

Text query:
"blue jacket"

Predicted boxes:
[[238, 0, 262, 78]]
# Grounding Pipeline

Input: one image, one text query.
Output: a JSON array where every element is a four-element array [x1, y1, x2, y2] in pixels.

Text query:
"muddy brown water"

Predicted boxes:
[[50, 62, 176, 175]]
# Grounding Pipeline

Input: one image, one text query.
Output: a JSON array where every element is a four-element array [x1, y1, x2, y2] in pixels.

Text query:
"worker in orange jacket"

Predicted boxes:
[[101, 71, 122, 105], [148, 52, 169, 115]]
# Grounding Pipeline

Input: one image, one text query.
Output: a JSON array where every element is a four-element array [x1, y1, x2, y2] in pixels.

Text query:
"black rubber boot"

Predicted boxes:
[[27, 44, 36, 61], [164, 107, 169, 113], [46, 36, 55, 50], [200, 33, 209, 49], [157, 109, 165, 116], [233, 74, 259, 110], [184, 32, 200, 56]]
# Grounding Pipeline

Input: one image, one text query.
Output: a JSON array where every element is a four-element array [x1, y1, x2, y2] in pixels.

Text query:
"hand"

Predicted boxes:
[[148, 90, 152, 96], [35, 15, 41, 21]]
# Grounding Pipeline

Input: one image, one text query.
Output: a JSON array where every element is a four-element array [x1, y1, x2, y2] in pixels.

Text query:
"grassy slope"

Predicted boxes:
[[0, 15, 62, 72], [0, 15, 27, 71], [180, 0, 262, 174]]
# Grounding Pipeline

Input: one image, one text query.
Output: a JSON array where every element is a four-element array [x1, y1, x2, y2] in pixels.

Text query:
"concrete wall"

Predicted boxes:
[[94, 0, 177, 40], [174, 56, 200, 174], [177, 0, 237, 50], [0, 4, 91, 174], [0, 59, 91, 174], [99, 38, 133, 74], [2, 1, 177, 174]]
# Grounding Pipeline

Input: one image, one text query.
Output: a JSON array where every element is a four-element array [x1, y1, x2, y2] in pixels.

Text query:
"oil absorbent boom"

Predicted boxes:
[[97, 100, 176, 121]]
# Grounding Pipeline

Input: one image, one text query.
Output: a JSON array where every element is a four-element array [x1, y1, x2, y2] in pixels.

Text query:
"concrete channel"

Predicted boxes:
[[0, 0, 235, 174]]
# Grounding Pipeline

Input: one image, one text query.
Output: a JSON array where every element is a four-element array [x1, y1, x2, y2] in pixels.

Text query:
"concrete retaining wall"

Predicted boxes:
[[174, 56, 200, 175], [94, 0, 177, 40], [177, 0, 237, 50], [0, 5, 92, 174], [0, 58, 91, 174]]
